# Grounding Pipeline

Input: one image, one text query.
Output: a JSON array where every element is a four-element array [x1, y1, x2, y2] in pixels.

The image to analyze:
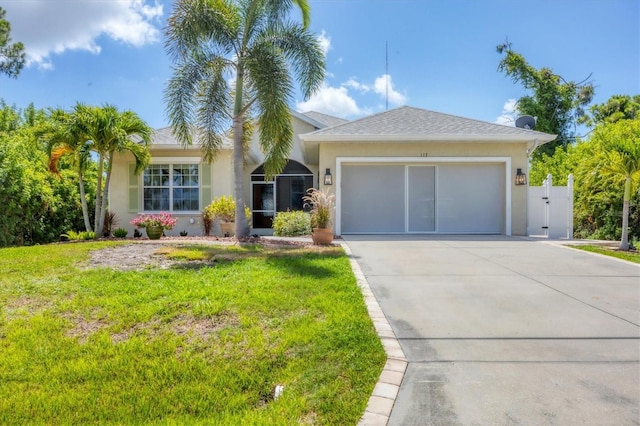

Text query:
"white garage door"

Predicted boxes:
[[341, 164, 504, 234]]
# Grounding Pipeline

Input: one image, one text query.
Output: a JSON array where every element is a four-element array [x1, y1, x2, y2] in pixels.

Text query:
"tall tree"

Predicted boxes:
[[80, 104, 152, 237], [37, 107, 94, 232], [588, 119, 640, 250], [497, 41, 594, 158], [0, 6, 25, 78], [165, 0, 325, 237]]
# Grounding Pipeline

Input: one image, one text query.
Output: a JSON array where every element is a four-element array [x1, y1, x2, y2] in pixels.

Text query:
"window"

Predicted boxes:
[[143, 164, 199, 211]]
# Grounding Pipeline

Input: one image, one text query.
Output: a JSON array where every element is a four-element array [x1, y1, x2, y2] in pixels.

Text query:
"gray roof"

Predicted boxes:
[[150, 127, 233, 149], [300, 106, 556, 142], [301, 111, 349, 128]]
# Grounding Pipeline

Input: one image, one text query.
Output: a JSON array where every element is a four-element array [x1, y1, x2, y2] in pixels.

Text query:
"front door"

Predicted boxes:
[[250, 160, 314, 230], [252, 182, 275, 228]]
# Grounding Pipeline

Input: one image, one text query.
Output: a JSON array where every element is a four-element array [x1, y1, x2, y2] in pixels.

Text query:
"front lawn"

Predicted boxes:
[[0, 242, 385, 425], [569, 244, 640, 264]]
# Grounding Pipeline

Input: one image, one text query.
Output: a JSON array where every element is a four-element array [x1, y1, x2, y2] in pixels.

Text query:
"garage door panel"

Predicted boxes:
[[408, 166, 436, 232], [437, 165, 504, 233], [342, 165, 405, 233]]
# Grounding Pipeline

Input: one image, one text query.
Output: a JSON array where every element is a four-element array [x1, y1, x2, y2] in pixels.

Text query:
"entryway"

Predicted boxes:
[[250, 160, 313, 231]]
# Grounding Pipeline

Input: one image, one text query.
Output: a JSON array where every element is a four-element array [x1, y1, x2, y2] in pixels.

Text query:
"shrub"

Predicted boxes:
[[273, 211, 311, 237], [113, 228, 128, 238], [61, 230, 95, 241], [130, 212, 177, 230], [205, 196, 251, 223]]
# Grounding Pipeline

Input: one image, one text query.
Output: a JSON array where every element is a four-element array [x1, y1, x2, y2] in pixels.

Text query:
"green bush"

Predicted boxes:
[[113, 228, 128, 238], [273, 210, 311, 236], [61, 230, 95, 241]]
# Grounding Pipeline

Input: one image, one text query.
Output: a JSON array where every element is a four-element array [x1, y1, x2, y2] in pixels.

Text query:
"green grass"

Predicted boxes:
[[0, 242, 386, 425], [569, 244, 640, 264]]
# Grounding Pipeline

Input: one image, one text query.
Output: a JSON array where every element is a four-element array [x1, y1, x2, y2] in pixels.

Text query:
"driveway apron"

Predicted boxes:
[[344, 235, 640, 425]]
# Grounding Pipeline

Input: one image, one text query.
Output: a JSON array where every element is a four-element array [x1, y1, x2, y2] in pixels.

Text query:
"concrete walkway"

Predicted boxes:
[[344, 235, 640, 425]]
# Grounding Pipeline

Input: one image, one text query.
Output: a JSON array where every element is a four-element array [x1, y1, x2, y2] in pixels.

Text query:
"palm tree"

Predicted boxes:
[[38, 106, 94, 232], [164, 0, 325, 237], [592, 118, 640, 250], [80, 104, 152, 237]]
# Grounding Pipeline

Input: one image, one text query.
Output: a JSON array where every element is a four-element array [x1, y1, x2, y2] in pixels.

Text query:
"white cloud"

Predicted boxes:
[[343, 78, 370, 93], [3, 0, 163, 69], [296, 83, 362, 118], [373, 74, 406, 105], [495, 98, 518, 126], [317, 30, 331, 57], [296, 73, 407, 118]]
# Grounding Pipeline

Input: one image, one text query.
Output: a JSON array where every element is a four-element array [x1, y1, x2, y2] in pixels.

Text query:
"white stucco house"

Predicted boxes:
[[110, 106, 556, 237]]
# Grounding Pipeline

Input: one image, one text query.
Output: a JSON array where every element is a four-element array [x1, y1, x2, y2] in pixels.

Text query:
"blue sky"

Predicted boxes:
[[1, 0, 638, 130]]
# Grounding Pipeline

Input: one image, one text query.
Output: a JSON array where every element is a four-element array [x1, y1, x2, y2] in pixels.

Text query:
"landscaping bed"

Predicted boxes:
[[0, 241, 385, 424]]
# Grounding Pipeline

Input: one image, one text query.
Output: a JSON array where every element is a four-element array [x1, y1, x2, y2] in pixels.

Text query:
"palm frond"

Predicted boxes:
[[195, 57, 232, 163], [165, 0, 240, 61], [258, 22, 324, 99], [245, 41, 294, 177]]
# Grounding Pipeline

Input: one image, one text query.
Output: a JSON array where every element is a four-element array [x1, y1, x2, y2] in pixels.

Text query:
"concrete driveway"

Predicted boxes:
[[344, 235, 640, 425]]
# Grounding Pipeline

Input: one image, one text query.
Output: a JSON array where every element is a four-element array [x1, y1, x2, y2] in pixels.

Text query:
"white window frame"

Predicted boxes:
[[141, 158, 201, 214]]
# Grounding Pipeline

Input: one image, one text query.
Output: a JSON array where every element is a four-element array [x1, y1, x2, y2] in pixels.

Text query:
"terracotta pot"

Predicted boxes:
[[220, 221, 235, 237], [311, 228, 333, 245], [146, 226, 163, 240]]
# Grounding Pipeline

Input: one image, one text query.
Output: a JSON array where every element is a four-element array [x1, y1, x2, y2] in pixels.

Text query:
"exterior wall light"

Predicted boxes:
[[515, 168, 527, 186], [324, 168, 333, 185]]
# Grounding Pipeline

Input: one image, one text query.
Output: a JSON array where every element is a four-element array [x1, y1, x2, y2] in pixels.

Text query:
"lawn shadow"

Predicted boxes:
[[162, 244, 345, 277], [263, 246, 344, 278]]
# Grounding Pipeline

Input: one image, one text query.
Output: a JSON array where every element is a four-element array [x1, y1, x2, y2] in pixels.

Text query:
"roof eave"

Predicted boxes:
[[299, 133, 557, 143]]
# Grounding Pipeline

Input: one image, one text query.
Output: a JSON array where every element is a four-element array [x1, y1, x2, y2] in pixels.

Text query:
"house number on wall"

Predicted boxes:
[[420, 153, 429, 157]]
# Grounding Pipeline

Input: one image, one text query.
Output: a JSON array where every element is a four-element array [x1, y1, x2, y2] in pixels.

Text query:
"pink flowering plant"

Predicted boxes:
[[130, 212, 177, 230]]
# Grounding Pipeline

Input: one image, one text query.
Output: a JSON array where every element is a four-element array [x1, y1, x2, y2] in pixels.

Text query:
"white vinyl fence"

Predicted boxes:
[[528, 174, 574, 239]]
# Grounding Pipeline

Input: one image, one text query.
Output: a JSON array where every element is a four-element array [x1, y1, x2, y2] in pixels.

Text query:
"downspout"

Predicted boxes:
[[526, 138, 540, 157]]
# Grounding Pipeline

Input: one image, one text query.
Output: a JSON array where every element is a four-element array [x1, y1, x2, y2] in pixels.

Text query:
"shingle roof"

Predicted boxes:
[[301, 111, 349, 128], [301, 106, 556, 142], [150, 127, 233, 149]]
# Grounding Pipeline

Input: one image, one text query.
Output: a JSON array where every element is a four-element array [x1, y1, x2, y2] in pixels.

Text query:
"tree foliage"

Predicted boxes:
[[587, 119, 640, 250], [0, 101, 93, 246], [497, 41, 594, 158], [164, 0, 325, 237], [530, 96, 640, 246], [0, 6, 25, 78], [582, 94, 640, 127]]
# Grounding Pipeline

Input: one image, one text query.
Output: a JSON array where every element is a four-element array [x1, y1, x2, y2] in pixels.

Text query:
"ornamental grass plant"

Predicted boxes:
[[303, 188, 335, 229]]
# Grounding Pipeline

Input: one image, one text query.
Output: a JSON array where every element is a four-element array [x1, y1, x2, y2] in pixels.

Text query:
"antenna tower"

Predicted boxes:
[[385, 41, 389, 110]]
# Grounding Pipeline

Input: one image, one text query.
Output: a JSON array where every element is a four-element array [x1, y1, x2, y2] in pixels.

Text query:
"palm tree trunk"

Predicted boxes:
[[620, 177, 631, 251], [96, 153, 114, 237], [233, 115, 250, 238], [77, 170, 93, 232], [233, 69, 250, 238], [94, 153, 104, 237]]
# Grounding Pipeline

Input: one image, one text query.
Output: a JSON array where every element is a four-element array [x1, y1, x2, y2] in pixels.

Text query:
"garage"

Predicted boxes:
[[340, 161, 505, 234]]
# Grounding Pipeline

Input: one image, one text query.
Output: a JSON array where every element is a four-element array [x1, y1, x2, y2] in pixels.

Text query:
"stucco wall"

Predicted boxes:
[[317, 140, 530, 236], [110, 149, 234, 237]]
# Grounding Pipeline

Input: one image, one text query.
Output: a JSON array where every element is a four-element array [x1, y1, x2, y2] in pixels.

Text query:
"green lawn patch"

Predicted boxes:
[[0, 242, 385, 425], [569, 244, 640, 264]]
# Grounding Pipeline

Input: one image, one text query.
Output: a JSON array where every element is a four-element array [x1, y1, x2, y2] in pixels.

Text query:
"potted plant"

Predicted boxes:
[[204, 196, 251, 237], [303, 188, 335, 245], [130, 212, 177, 240]]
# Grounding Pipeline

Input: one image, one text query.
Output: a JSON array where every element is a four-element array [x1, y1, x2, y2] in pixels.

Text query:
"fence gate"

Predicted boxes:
[[527, 174, 574, 238]]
